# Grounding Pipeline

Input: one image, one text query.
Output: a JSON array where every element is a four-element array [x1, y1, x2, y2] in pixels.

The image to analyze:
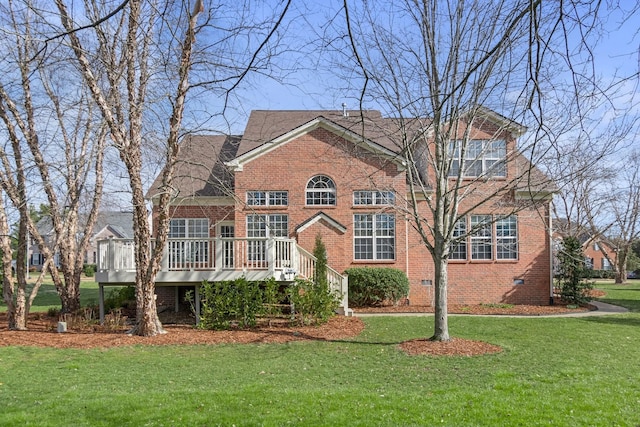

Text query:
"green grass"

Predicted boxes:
[[0, 276, 105, 313], [1, 280, 639, 425], [594, 279, 640, 312]]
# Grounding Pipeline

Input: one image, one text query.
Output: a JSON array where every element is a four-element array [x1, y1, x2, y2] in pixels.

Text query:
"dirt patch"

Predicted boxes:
[[399, 337, 503, 357], [0, 314, 365, 349]]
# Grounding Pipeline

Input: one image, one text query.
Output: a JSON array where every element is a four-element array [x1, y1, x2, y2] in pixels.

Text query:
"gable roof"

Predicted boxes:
[[237, 110, 406, 156], [146, 134, 240, 199], [147, 108, 554, 201], [295, 212, 347, 234], [227, 113, 409, 171]]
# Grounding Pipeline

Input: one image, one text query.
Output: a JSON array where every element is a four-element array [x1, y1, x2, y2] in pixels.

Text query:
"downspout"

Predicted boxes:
[[549, 202, 554, 305]]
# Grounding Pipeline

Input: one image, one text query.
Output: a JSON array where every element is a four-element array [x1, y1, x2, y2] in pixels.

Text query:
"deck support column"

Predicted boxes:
[[195, 285, 200, 326], [99, 283, 105, 324]]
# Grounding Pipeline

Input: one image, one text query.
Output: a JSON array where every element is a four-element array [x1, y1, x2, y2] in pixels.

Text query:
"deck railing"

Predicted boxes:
[[97, 236, 350, 314], [97, 237, 297, 273]]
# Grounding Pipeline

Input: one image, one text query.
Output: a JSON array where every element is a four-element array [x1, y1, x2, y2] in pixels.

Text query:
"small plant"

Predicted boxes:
[[480, 303, 514, 309], [47, 307, 60, 317], [288, 278, 340, 326], [83, 264, 96, 277], [102, 309, 128, 331]]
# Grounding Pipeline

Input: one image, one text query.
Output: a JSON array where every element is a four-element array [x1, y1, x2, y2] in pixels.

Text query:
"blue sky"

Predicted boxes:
[[188, 1, 640, 141]]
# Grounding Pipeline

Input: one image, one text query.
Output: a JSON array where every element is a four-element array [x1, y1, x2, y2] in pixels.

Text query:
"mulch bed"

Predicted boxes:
[[0, 291, 606, 356]]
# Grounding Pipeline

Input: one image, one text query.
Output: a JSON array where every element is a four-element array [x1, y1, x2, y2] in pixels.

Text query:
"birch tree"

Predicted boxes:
[[54, 0, 291, 336], [0, 1, 107, 323], [337, 0, 617, 341]]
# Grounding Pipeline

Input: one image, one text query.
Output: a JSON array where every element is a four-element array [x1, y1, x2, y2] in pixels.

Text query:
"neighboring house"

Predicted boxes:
[[552, 220, 615, 273], [29, 211, 134, 271], [583, 237, 615, 272], [95, 108, 556, 319]]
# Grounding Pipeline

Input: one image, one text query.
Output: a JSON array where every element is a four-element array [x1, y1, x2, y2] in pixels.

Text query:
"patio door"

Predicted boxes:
[[217, 222, 235, 269]]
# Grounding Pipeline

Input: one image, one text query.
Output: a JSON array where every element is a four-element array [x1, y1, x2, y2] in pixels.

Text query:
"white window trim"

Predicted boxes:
[[306, 175, 337, 206], [353, 213, 396, 260], [353, 190, 396, 206], [449, 139, 506, 178]]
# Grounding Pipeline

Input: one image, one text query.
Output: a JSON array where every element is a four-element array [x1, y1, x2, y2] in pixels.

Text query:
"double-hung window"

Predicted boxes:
[[247, 191, 288, 206], [448, 140, 506, 178], [452, 215, 518, 261], [470, 215, 493, 260], [354, 213, 395, 260], [450, 218, 467, 260], [496, 216, 518, 260]]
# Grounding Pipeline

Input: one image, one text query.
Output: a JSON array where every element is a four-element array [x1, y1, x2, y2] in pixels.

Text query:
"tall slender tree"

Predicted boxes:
[[54, 0, 291, 336], [336, 0, 621, 341]]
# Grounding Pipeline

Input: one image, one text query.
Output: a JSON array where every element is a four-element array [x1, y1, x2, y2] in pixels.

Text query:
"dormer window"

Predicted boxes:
[[448, 140, 506, 178], [306, 175, 336, 206]]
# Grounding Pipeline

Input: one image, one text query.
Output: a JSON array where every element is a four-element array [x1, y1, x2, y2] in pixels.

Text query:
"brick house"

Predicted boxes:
[[95, 108, 555, 318]]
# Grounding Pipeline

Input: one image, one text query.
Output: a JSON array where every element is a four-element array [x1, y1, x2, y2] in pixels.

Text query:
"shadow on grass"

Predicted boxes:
[[578, 315, 640, 327]]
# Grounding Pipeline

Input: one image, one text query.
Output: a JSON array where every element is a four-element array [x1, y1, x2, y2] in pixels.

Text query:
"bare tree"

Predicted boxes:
[[595, 151, 640, 283], [53, 0, 291, 336], [0, 1, 107, 321], [336, 0, 618, 341]]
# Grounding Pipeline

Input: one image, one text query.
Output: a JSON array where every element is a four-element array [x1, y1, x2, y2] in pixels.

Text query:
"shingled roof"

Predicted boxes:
[[147, 134, 240, 199], [146, 109, 555, 201], [236, 110, 427, 156]]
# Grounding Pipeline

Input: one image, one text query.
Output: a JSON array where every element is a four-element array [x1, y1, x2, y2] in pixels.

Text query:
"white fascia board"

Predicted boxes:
[[296, 212, 347, 234], [226, 117, 406, 171]]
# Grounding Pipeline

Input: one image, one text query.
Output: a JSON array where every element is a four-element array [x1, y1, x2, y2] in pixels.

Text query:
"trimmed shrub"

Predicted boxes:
[[345, 267, 409, 307]]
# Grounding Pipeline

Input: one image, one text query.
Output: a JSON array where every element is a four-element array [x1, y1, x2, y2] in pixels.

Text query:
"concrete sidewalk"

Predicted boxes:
[[354, 301, 629, 318]]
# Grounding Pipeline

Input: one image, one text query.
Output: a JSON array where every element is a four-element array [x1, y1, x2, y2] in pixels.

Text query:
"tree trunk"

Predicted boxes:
[[126, 184, 165, 337], [615, 249, 628, 284], [431, 252, 450, 342]]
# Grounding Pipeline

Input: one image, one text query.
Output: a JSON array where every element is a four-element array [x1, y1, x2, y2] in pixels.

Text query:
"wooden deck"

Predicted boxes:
[[95, 237, 350, 320]]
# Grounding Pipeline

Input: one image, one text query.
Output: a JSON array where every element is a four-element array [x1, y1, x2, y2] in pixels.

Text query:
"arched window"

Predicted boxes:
[[306, 175, 336, 206]]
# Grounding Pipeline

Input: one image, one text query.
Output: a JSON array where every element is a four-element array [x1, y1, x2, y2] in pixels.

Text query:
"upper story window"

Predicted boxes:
[[448, 140, 506, 178], [247, 191, 288, 206], [306, 175, 336, 206], [353, 190, 396, 206]]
